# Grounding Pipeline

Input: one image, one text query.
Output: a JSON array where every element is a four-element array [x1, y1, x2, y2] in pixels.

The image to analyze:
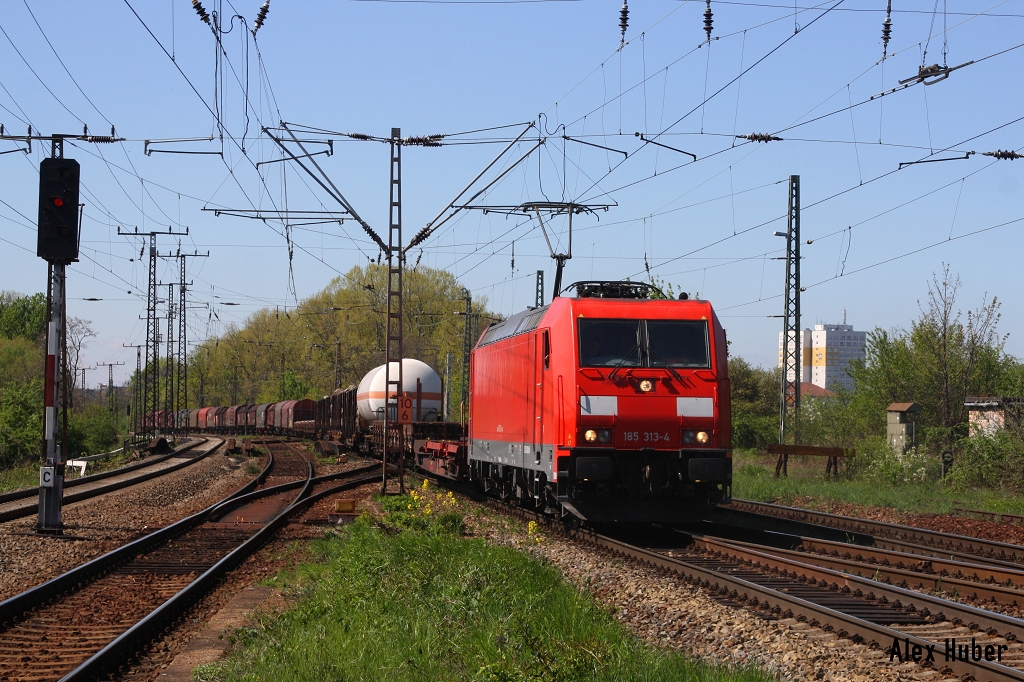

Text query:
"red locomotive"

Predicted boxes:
[[450, 280, 731, 523], [167, 281, 731, 525]]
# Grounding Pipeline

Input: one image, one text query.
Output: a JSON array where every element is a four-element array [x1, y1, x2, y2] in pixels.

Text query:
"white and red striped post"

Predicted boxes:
[[37, 262, 66, 532]]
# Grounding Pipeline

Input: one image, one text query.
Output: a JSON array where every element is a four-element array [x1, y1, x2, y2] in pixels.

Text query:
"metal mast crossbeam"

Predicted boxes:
[[778, 175, 801, 475], [95, 362, 125, 421], [382, 128, 405, 494]]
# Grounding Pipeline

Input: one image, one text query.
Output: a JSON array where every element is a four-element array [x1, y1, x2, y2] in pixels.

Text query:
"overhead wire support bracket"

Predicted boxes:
[[562, 135, 628, 158], [898, 60, 973, 86], [143, 136, 221, 156], [1, 126, 123, 156], [202, 208, 349, 222], [898, 151, 974, 169], [634, 132, 696, 161], [406, 122, 538, 253], [265, 123, 386, 252], [255, 143, 332, 168]]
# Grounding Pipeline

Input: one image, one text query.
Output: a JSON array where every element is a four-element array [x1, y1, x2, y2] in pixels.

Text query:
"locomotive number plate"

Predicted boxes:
[[618, 430, 678, 448]]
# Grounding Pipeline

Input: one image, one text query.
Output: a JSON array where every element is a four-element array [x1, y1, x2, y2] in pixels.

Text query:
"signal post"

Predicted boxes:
[[0, 128, 121, 533], [36, 140, 81, 533]]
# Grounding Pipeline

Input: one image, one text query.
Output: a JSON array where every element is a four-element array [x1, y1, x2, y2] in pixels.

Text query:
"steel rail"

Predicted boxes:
[[0, 438, 206, 506], [790, 535, 1024, 588], [61, 469, 380, 680], [0, 439, 221, 524], [691, 534, 1024, 622], [726, 499, 1024, 564]]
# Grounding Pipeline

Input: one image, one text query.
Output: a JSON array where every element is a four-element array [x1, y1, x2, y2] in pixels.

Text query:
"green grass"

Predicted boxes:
[[733, 450, 1024, 516], [197, 507, 772, 682], [0, 463, 38, 493], [0, 444, 137, 493]]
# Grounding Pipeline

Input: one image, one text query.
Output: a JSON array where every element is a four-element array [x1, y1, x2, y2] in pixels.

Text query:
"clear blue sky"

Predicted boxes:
[[1, 0, 1022, 386]]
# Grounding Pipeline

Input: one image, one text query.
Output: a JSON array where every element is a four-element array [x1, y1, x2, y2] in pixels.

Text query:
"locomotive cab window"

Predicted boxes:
[[578, 319, 642, 367], [647, 320, 709, 368], [578, 318, 710, 369]]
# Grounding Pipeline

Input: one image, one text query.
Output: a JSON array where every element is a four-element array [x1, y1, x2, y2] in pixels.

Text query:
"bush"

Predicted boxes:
[[855, 436, 937, 486], [66, 402, 118, 458], [732, 413, 776, 450], [948, 430, 1024, 493], [0, 379, 43, 469]]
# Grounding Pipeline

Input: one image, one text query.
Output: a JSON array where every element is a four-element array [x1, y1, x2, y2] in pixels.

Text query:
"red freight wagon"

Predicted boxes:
[[467, 281, 731, 524], [224, 405, 240, 429], [266, 403, 280, 433]]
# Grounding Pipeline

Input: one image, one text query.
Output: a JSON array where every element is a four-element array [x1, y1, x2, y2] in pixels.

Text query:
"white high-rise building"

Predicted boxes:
[[778, 322, 867, 392]]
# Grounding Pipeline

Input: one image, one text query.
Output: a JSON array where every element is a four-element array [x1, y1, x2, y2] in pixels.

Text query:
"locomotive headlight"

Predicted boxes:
[[682, 430, 696, 444], [597, 429, 612, 443], [638, 379, 654, 393], [584, 429, 598, 442], [696, 431, 710, 444]]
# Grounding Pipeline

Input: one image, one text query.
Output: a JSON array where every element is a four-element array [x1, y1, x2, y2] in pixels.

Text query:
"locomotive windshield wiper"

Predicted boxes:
[[647, 347, 684, 382], [608, 341, 641, 382]]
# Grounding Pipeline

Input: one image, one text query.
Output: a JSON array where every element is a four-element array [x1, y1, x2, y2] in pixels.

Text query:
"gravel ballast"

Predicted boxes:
[[0, 441, 251, 601]]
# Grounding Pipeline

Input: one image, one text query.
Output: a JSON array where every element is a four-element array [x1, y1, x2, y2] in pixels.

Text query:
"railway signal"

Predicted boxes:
[[37, 158, 81, 263]]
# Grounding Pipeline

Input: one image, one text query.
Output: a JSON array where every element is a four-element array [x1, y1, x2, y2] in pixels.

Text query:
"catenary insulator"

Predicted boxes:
[[192, 0, 211, 25], [738, 133, 782, 143], [404, 134, 444, 146], [253, 1, 270, 34], [982, 149, 1023, 160], [619, 1, 629, 46], [704, 0, 714, 43], [881, 0, 892, 59]]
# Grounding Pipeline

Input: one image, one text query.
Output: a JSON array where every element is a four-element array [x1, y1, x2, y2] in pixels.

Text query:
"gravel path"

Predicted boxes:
[[467, 510, 943, 682], [0, 441, 253, 601]]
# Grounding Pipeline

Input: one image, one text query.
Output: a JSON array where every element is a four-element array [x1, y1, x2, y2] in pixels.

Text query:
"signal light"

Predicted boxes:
[[37, 158, 81, 263]]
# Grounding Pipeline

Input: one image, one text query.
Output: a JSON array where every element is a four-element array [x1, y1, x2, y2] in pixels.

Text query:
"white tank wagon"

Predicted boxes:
[[356, 359, 443, 423]]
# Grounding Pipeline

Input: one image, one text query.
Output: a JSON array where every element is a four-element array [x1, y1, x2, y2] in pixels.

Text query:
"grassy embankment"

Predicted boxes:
[[732, 450, 1024, 516], [196, 484, 772, 682], [0, 445, 150, 494]]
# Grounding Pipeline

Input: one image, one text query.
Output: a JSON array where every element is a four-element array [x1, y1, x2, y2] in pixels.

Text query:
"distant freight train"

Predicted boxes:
[[156, 281, 732, 524]]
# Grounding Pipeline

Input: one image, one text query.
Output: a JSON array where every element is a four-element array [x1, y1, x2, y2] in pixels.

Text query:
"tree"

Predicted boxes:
[[0, 291, 47, 342], [187, 264, 489, 406], [850, 265, 1006, 453], [729, 357, 779, 449], [66, 317, 95, 405]]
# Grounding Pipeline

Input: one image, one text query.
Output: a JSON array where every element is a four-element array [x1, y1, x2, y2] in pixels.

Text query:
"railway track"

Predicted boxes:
[[0, 441, 379, 681], [721, 499, 1024, 565], [571, 525, 1024, 681], [0, 438, 217, 525]]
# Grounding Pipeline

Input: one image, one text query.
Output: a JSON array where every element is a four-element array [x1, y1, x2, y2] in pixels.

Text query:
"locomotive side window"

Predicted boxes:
[[647, 320, 710, 368], [579, 319, 642, 367]]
